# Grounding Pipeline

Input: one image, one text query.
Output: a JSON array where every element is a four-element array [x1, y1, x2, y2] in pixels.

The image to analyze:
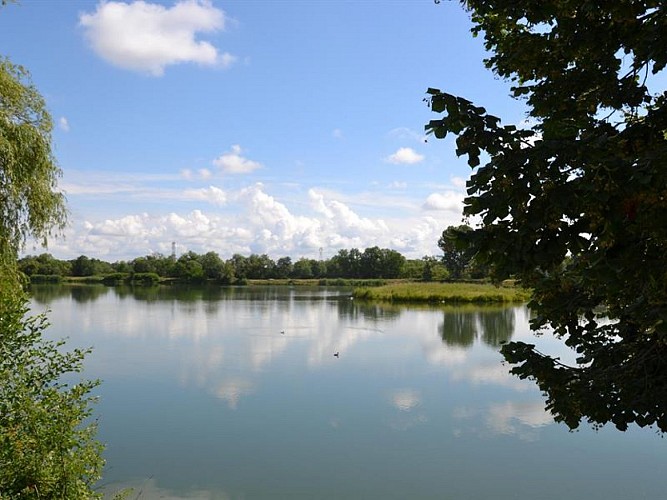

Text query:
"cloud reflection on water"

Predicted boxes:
[[452, 400, 553, 441], [34, 285, 546, 421]]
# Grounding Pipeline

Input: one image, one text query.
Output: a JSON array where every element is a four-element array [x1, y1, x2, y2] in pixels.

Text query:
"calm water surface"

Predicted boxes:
[[30, 285, 666, 499]]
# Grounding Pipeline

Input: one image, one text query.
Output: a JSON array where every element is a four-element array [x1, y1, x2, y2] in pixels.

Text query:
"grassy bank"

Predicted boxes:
[[352, 281, 531, 304]]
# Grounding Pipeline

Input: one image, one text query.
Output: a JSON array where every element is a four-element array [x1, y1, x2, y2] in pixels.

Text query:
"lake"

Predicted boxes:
[[30, 284, 666, 499]]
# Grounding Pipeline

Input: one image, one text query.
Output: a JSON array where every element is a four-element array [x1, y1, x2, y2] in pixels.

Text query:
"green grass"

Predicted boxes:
[[352, 281, 531, 304]]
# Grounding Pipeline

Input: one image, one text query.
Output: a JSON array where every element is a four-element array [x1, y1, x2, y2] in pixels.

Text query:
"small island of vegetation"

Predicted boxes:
[[353, 280, 529, 304]]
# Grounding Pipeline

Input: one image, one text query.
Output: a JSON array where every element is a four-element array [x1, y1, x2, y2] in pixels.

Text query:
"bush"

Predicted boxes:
[[28, 274, 62, 284], [102, 272, 129, 285], [129, 272, 160, 285], [0, 294, 104, 498]]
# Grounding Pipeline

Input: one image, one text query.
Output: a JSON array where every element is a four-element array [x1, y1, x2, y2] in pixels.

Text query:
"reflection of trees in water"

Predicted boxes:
[[336, 298, 402, 322], [439, 306, 515, 348], [70, 285, 109, 303], [439, 309, 477, 347], [113, 284, 231, 302], [478, 308, 515, 346], [29, 284, 110, 305]]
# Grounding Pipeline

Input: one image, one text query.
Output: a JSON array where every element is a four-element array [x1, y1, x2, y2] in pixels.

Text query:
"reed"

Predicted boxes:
[[352, 281, 530, 304]]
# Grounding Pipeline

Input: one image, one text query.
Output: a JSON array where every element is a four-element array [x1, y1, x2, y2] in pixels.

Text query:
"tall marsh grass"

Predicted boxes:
[[352, 282, 530, 304]]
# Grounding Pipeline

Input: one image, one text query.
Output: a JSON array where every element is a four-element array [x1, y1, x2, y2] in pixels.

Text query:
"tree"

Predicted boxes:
[[327, 248, 363, 278], [19, 253, 70, 277], [175, 252, 205, 283], [427, 1, 667, 431], [70, 255, 96, 276], [0, 57, 103, 496], [245, 253, 275, 279], [0, 58, 67, 290], [200, 251, 225, 280], [229, 253, 248, 280], [275, 256, 293, 279], [437, 225, 473, 280], [358, 246, 406, 279], [292, 258, 314, 279]]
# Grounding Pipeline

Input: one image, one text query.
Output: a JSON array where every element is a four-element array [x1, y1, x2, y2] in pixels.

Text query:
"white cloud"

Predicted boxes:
[[238, 184, 321, 248], [43, 182, 454, 260], [309, 188, 389, 239], [386, 147, 424, 165], [332, 128, 343, 139], [181, 168, 212, 181], [423, 191, 464, 213], [213, 145, 262, 174], [79, 0, 235, 76], [93, 213, 150, 237], [58, 117, 70, 132], [183, 185, 227, 206]]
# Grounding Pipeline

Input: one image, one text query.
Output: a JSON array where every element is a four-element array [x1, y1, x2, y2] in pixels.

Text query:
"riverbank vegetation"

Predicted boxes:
[[19, 248, 453, 285], [353, 281, 529, 304]]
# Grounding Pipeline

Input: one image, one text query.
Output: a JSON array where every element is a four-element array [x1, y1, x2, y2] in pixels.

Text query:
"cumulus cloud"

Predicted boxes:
[[239, 184, 321, 246], [183, 186, 227, 206], [79, 0, 235, 76], [213, 145, 262, 174], [423, 191, 464, 213], [44, 182, 453, 260], [58, 117, 70, 132], [386, 147, 424, 165], [308, 188, 389, 238]]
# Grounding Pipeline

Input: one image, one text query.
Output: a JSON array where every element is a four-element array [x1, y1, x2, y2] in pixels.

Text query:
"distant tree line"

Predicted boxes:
[[19, 245, 467, 284]]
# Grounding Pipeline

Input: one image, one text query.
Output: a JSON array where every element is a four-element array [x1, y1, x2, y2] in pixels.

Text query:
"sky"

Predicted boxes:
[[1, 0, 527, 262]]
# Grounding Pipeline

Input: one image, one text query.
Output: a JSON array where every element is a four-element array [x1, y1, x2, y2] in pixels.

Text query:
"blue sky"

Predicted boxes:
[[1, 0, 526, 261]]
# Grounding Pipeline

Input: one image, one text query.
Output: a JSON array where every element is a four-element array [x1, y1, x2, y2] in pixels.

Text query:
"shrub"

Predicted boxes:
[[28, 274, 62, 284], [102, 272, 129, 285], [0, 294, 104, 498], [129, 272, 160, 285]]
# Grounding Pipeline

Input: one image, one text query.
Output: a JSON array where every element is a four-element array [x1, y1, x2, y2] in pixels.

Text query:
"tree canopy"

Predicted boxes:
[[438, 225, 473, 279], [0, 58, 66, 289], [428, 1, 667, 431]]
